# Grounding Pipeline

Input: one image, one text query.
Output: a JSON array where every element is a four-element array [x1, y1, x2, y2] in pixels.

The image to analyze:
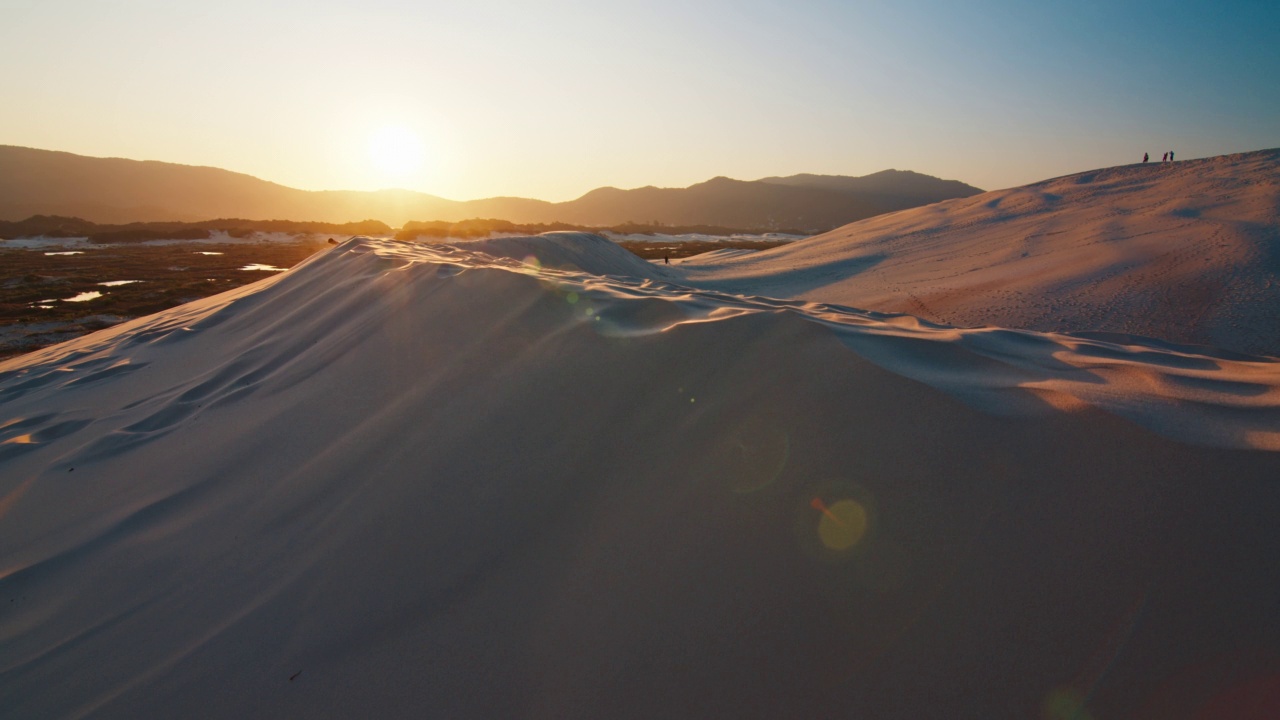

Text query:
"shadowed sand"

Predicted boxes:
[[2, 234, 1280, 719]]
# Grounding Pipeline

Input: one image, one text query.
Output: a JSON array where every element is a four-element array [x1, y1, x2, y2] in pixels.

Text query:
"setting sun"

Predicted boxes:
[[367, 125, 425, 180]]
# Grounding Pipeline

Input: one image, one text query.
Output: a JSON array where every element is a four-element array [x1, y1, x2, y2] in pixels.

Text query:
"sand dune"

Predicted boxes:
[[3, 234, 1279, 719], [454, 231, 676, 280], [677, 149, 1280, 357]]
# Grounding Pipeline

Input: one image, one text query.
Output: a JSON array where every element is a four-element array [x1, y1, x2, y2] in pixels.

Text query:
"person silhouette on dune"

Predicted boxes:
[[1143, 153, 1149, 163]]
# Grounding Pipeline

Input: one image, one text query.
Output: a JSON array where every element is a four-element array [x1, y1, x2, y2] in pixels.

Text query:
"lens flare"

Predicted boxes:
[[812, 497, 868, 551], [1041, 687, 1093, 720], [795, 481, 877, 562], [716, 422, 790, 494]]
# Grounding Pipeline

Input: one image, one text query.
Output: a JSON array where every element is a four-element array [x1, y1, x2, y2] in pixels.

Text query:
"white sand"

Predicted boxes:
[[455, 231, 676, 281], [677, 149, 1280, 357], [603, 231, 808, 244], [2, 227, 1280, 719]]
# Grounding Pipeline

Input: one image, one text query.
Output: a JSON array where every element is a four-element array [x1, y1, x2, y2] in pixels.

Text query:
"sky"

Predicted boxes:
[[1, 0, 1276, 201]]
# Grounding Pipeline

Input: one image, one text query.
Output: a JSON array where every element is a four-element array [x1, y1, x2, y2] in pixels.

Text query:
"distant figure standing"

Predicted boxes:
[[1170, 151, 1175, 161], [1162, 152, 1168, 162], [664, 255, 669, 265], [1143, 152, 1149, 163]]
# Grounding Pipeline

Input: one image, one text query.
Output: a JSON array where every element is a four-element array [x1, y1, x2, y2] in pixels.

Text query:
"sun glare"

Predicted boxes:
[[368, 125, 425, 180]]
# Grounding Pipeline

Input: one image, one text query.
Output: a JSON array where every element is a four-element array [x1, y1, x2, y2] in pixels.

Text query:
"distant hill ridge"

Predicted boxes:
[[0, 145, 982, 230]]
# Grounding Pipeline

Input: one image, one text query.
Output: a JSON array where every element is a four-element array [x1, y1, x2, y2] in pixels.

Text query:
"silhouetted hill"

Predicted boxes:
[[544, 177, 885, 230], [0, 145, 982, 231], [0, 146, 460, 225], [758, 169, 984, 211]]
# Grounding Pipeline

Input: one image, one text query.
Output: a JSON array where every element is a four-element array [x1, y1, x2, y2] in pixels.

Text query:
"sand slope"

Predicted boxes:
[[677, 149, 1280, 357], [453, 231, 676, 280], [3, 236, 1280, 719]]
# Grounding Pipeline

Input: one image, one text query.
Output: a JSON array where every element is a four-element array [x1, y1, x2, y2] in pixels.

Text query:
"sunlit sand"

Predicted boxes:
[[678, 149, 1280, 357]]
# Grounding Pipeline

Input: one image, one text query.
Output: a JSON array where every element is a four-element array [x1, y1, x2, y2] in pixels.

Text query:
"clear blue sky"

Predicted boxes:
[[1, 0, 1276, 200]]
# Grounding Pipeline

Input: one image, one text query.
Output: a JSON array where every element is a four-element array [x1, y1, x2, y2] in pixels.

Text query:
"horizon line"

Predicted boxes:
[[0, 143, 985, 204]]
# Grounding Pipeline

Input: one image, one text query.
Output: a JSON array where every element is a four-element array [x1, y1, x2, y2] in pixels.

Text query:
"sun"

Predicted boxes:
[[368, 125, 425, 180]]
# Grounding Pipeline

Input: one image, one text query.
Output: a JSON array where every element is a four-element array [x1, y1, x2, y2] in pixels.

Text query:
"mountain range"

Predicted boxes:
[[0, 145, 982, 230]]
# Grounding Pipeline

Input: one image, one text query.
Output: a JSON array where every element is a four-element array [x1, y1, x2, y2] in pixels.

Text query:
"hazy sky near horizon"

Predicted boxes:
[[1, 0, 1276, 201]]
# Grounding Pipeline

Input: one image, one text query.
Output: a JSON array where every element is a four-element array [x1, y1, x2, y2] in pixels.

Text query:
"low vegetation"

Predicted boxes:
[[0, 240, 329, 359], [0, 215, 392, 243]]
